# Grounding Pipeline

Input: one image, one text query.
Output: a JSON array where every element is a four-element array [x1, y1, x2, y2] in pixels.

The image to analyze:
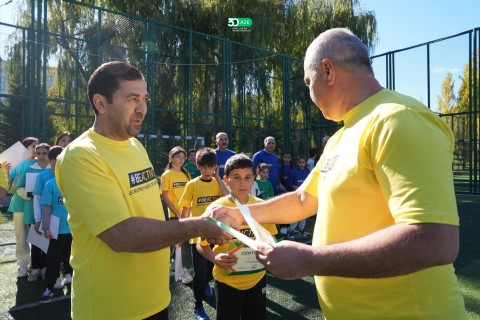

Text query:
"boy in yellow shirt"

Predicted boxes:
[[197, 154, 277, 320], [179, 147, 229, 320]]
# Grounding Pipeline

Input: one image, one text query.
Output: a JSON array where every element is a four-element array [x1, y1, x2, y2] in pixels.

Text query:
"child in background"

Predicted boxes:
[[197, 154, 277, 320], [255, 163, 274, 200], [39, 146, 73, 303], [160, 146, 193, 284], [179, 147, 229, 320], [277, 151, 294, 194], [287, 155, 311, 239], [184, 148, 200, 179], [3, 137, 39, 277], [17, 142, 51, 282]]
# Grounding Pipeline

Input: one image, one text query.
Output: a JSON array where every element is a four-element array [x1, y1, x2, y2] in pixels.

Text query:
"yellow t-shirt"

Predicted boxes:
[[56, 129, 170, 320], [0, 169, 7, 191], [303, 89, 466, 319], [201, 195, 277, 290], [160, 169, 190, 219], [179, 177, 221, 244]]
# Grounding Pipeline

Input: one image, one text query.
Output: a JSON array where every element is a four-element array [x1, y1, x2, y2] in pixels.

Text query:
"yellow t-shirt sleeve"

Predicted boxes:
[[368, 108, 458, 225], [57, 150, 131, 237]]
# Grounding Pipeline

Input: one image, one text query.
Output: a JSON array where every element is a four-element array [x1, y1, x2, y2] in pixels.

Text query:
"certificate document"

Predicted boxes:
[[224, 241, 265, 276]]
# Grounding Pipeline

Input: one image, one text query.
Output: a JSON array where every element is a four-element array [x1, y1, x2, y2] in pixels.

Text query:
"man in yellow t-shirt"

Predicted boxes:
[[198, 154, 276, 320], [206, 28, 467, 319], [56, 62, 229, 320]]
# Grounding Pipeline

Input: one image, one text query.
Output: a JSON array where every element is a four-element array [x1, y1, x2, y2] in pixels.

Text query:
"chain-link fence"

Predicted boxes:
[[0, 0, 336, 174], [0, 1, 478, 193], [371, 29, 480, 194]]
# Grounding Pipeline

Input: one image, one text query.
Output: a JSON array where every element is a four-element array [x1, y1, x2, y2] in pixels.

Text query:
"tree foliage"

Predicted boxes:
[[1, 0, 377, 166]]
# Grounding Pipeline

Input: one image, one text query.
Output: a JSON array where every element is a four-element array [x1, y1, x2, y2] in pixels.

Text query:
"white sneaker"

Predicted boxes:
[[18, 265, 28, 278], [53, 277, 65, 289], [63, 273, 72, 285], [27, 269, 40, 282], [181, 268, 193, 285]]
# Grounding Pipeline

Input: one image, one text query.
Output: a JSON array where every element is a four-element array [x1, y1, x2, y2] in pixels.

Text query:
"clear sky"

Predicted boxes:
[[360, 0, 480, 111], [361, 0, 480, 55]]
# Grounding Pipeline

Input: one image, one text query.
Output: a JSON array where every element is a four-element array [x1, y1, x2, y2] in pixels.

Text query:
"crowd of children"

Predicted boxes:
[[1, 132, 325, 320], [1, 132, 74, 303]]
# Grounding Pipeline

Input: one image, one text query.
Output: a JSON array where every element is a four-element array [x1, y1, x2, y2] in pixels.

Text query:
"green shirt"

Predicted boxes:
[[183, 162, 200, 179]]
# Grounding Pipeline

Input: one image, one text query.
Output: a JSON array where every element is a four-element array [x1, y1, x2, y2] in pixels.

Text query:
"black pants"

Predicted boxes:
[[30, 243, 46, 270], [215, 275, 267, 320], [44, 233, 72, 290], [191, 244, 213, 309]]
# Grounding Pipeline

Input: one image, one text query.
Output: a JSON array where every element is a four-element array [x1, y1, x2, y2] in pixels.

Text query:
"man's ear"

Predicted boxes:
[[92, 94, 107, 114], [321, 58, 336, 85]]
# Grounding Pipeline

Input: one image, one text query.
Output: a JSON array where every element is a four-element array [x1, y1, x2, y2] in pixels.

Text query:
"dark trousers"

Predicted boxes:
[[30, 243, 46, 270], [44, 233, 72, 290], [191, 244, 213, 309], [215, 276, 267, 320]]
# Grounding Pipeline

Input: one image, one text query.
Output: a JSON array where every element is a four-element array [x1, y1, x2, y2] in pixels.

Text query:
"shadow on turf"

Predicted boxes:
[[9, 277, 71, 320]]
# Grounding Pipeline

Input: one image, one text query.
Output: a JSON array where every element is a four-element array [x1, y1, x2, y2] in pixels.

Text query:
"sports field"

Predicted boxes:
[[1, 194, 479, 319]]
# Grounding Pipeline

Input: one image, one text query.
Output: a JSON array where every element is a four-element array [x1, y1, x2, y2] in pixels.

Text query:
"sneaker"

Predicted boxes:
[[287, 231, 296, 240], [27, 269, 40, 282], [53, 277, 65, 289], [181, 268, 193, 285], [63, 273, 72, 285], [204, 282, 214, 298], [40, 288, 54, 303], [194, 307, 210, 320], [18, 265, 28, 278]]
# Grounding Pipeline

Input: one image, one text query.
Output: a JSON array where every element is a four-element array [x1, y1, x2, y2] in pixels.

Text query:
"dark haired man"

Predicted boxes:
[[56, 61, 229, 320]]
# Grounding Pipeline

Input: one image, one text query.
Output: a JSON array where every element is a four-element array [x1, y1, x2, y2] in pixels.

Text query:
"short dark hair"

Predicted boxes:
[[48, 145, 64, 161], [224, 154, 254, 177], [35, 143, 51, 152], [188, 149, 197, 155], [21, 137, 39, 149], [308, 148, 317, 157], [87, 61, 144, 114], [196, 147, 217, 167], [55, 131, 74, 145]]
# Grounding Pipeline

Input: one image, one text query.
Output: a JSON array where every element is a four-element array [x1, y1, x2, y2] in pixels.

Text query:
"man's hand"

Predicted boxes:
[[199, 216, 233, 246], [202, 205, 245, 230], [255, 241, 312, 280]]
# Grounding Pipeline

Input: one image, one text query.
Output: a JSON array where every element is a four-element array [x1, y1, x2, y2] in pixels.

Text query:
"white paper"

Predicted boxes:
[[208, 217, 259, 250], [230, 194, 277, 246], [0, 141, 30, 169], [174, 245, 183, 282], [26, 225, 49, 253], [227, 242, 264, 274], [25, 172, 40, 193], [26, 215, 61, 254], [49, 215, 60, 239]]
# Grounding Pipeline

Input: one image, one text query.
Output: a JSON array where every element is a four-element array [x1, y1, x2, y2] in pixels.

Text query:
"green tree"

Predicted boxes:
[[437, 71, 457, 114]]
